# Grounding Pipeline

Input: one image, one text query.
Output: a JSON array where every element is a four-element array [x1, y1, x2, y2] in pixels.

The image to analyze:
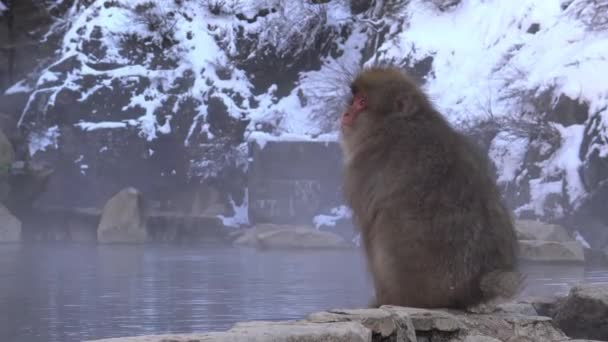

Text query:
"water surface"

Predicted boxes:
[[0, 243, 607, 342]]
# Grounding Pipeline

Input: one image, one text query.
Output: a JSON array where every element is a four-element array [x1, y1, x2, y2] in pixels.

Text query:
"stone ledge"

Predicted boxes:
[[86, 302, 606, 342]]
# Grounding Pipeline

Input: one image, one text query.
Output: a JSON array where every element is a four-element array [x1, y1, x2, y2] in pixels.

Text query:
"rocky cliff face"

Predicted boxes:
[[1, 0, 608, 246]]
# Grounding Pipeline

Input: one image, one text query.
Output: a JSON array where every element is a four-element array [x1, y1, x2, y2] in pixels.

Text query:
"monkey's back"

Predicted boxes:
[[344, 112, 518, 309]]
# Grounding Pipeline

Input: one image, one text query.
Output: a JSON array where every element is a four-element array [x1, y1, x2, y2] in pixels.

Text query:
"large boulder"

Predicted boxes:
[[515, 220, 573, 242], [0, 129, 15, 203], [0, 203, 21, 242], [97, 187, 147, 244], [233, 223, 348, 249], [553, 284, 608, 341], [518, 240, 585, 263], [0, 129, 14, 170]]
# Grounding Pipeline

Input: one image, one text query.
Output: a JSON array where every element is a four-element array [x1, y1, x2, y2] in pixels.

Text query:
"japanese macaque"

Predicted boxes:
[[340, 66, 521, 309]]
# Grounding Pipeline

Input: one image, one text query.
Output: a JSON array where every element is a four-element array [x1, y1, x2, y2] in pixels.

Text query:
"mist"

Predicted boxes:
[[1, 1, 608, 342]]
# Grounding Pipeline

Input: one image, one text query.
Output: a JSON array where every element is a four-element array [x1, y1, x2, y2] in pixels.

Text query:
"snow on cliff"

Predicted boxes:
[[374, 0, 608, 218], [8, 0, 608, 221]]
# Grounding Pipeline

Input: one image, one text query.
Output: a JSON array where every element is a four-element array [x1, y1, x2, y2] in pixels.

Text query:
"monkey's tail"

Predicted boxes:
[[480, 270, 527, 301]]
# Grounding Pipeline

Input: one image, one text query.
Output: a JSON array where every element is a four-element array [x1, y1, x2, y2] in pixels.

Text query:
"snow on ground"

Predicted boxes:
[[313, 205, 353, 229]]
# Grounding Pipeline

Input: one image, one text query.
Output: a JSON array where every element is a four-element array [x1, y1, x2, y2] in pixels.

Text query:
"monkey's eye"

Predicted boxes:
[[350, 85, 358, 95]]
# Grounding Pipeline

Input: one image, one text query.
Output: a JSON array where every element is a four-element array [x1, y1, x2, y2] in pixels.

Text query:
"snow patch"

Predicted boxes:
[[248, 131, 339, 150], [517, 179, 563, 217], [218, 189, 249, 228], [550, 124, 586, 206], [29, 126, 60, 156], [574, 230, 591, 249], [75, 121, 128, 131], [489, 132, 529, 184], [5, 80, 33, 95]]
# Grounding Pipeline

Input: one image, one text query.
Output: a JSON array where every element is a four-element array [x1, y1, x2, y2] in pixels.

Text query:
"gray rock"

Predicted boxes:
[[554, 284, 608, 341], [234, 224, 347, 249], [86, 321, 371, 342], [495, 302, 538, 316], [515, 220, 573, 242], [85, 334, 221, 342], [229, 320, 370, 341], [518, 240, 585, 263], [457, 312, 567, 342], [519, 296, 565, 318], [0, 129, 14, 171], [0, 203, 20, 242], [463, 336, 502, 342], [381, 306, 464, 332], [97, 187, 147, 243], [307, 308, 416, 341]]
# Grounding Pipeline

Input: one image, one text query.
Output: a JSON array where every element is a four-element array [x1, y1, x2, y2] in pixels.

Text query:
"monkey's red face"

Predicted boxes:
[[341, 92, 367, 129]]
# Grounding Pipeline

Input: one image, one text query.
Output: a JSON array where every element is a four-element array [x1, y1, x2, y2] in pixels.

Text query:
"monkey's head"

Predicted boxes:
[[340, 66, 424, 135]]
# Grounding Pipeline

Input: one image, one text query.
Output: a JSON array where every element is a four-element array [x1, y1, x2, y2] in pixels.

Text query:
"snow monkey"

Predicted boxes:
[[339, 66, 522, 309]]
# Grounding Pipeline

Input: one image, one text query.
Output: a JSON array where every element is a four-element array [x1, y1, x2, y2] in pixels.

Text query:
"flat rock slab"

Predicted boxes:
[[307, 307, 416, 341], [233, 224, 348, 249], [518, 240, 585, 263], [87, 321, 371, 342], [515, 220, 573, 242], [87, 302, 596, 342], [381, 306, 464, 332], [229, 320, 370, 341]]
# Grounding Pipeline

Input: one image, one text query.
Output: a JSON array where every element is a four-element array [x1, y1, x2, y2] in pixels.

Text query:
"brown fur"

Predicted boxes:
[[340, 66, 520, 309]]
